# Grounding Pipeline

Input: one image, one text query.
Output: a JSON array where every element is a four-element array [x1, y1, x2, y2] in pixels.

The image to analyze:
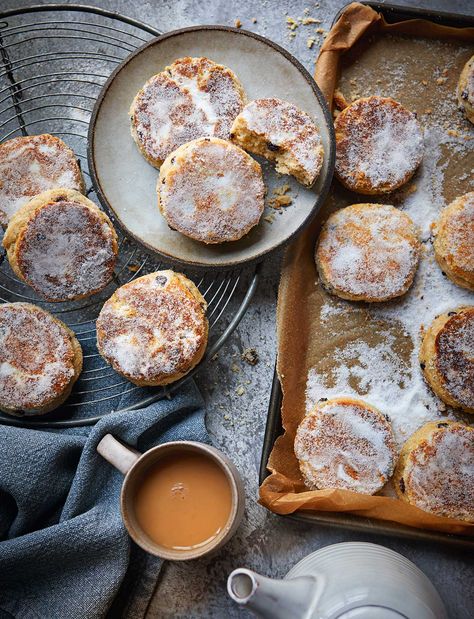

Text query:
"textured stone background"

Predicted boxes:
[[2, 0, 473, 617]]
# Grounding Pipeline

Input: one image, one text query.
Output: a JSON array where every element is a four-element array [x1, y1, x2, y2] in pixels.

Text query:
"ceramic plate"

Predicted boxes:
[[88, 26, 335, 269]]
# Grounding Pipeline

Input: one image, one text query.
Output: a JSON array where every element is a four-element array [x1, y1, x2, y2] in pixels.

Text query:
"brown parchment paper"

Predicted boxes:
[[259, 2, 474, 536]]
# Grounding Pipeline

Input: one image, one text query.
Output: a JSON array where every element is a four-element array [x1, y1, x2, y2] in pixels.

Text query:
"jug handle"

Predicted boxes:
[[97, 433, 141, 475]]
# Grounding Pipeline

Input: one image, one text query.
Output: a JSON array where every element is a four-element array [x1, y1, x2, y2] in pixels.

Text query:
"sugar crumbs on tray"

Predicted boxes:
[[309, 98, 474, 460]]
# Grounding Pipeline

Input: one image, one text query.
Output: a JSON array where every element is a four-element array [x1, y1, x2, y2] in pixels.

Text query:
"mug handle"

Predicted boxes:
[[97, 433, 142, 475]]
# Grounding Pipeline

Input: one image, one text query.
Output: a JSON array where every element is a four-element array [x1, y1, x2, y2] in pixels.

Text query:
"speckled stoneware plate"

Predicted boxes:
[[88, 26, 335, 269]]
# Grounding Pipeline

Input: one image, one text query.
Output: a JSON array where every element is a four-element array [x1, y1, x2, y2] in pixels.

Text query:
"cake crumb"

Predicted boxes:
[[264, 214, 275, 223], [302, 17, 320, 25], [242, 347, 259, 365], [286, 16, 298, 30], [268, 183, 293, 209], [269, 195, 292, 209], [274, 183, 291, 196], [234, 19, 242, 28], [236, 385, 245, 396], [251, 17, 257, 23], [436, 76, 447, 85], [307, 37, 316, 49], [231, 362, 240, 373]]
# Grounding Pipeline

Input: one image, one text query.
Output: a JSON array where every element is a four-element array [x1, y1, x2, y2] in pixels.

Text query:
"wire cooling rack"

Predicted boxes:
[[0, 4, 259, 428]]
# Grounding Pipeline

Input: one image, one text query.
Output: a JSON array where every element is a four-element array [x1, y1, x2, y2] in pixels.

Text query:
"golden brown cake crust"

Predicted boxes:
[[334, 96, 423, 195], [230, 98, 324, 187], [457, 54, 474, 124], [3, 188, 118, 302], [0, 302, 82, 416], [96, 271, 208, 386], [130, 56, 246, 168], [294, 396, 396, 495], [157, 137, 265, 244], [315, 203, 420, 302], [420, 307, 474, 414], [433, 192, 474, 291], [0, 134, 85, 226], [394, 421, 474, 521]]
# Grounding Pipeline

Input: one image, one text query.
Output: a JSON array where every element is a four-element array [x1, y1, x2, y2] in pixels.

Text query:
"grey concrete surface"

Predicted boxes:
[[1, 0, 472, 617]]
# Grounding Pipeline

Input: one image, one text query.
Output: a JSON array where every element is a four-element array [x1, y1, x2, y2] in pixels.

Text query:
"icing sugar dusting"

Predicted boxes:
[[295, 400, 395, 494], [97, 272, 207, 384], [159, 139, 265, 243], [335, 97, 423, 192], [309, 122, 473, 457], [0, 303, 76, 411], [406, 425, 474, 520], [0, 134, 83, 224], [460, 56, 474, 107], [434, 310, 474, 409], [17, 200, 117, 301], [131, 57, 245, 165], [435, 192, 474, 277], [238, 98, 324, 184], [316, 204, 419, 300]]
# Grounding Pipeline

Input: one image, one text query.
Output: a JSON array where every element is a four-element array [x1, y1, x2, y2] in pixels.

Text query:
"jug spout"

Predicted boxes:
[[227, 568, 321, 619]]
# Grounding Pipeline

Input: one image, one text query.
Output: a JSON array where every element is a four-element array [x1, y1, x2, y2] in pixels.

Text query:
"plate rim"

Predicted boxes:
[[87, 24, 336, 270]]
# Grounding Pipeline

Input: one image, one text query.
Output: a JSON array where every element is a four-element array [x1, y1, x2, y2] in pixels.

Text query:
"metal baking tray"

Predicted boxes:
[[259, 1, 474, 550]]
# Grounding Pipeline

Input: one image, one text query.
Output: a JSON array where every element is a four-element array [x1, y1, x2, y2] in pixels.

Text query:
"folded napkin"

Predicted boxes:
[[0, 381, 207, 619]]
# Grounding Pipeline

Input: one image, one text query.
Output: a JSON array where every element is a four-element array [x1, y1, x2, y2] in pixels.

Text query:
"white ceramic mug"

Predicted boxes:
[[97, 434, 245, 561]]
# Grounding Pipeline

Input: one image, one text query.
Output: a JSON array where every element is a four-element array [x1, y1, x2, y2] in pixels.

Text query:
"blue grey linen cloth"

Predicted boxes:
[[0, 381, 207, 619]]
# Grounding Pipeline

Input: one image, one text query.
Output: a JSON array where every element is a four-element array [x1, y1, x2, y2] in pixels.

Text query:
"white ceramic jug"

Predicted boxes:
[[227, 542, 447, 619]]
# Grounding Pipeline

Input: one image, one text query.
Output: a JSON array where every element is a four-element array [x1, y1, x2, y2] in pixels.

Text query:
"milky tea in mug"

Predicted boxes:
[[134, 450, 233, 550]]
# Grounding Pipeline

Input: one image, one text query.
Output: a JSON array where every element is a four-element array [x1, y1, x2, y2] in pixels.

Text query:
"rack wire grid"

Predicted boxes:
[[0, 4, 259, 428]]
